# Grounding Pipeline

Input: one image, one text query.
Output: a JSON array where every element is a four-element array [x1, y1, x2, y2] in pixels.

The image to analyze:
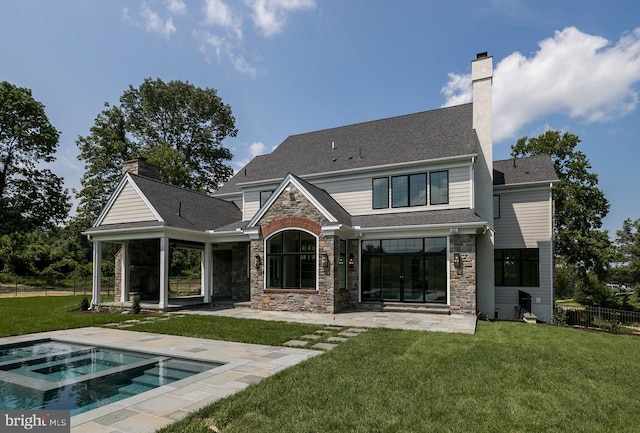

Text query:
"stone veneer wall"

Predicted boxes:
[[230, 243, 250, 301], [449, 234, 477, 314], [250, 183, 341, 313]]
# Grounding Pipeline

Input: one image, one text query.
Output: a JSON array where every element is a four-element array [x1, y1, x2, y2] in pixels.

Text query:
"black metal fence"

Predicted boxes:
[[555, 305, 640, 334], [0, 275, 201, 298], [0, 276, 113, 297]]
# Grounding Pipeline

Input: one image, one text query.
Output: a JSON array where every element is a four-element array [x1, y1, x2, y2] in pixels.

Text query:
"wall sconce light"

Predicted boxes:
[[338, 257, 344, 266], [254, 254, 261, 270], [348, 253, 355, 269], [321, 253, 329, 268], [453, 252, 462, 269]]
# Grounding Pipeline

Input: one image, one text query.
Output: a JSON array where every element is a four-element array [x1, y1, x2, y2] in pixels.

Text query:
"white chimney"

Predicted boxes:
[[471, 52, 495, 317]]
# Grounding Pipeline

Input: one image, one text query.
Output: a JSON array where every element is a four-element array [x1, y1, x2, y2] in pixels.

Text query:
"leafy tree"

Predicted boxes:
[[0, 81, 70, 235], [613, 218, 640, 289], [75, 78, 237, 228], [511, 131, 612, 303]]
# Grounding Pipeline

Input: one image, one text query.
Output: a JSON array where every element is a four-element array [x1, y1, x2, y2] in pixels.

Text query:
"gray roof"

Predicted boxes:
[[352, 209, 485, 229], [493, 155, 558, 186], [217, 104, 476, 194], [290, 174, 353, 226], [88, 174, 242, 233]]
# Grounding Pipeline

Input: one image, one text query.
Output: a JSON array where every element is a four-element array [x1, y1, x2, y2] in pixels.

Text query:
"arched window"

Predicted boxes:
[[266, 230, 317, 290]]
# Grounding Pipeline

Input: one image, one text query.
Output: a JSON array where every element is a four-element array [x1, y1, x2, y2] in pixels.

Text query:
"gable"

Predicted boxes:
[[99, 180, 160, 226]]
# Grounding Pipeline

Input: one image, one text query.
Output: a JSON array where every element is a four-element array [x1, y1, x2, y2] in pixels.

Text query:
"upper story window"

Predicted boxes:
[[493, 195, 500, 219], [373, 171, 448, 209], [392, 174, 427, 208], [260, 190, 274, 207], [430, 171, 449, 205], [372, 177, 389, 209]]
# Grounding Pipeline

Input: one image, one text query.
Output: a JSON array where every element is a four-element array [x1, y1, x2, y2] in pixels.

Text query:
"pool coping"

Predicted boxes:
[[0, 328, 321, 433]]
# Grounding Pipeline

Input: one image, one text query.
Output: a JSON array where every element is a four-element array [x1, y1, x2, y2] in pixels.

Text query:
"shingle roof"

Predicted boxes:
[[290, 174, 353, 226], [217, 104, 476, 195], [493, 155, 558, 186], [352, 209, 485, 228], [88, 174, 242, 233]]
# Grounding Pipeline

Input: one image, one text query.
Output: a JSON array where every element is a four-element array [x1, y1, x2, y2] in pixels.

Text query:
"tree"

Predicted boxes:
[[511, 131, 612, 303], [75, 78, 237, 228], [0, 81, 70, 235], [613, 218, 640, 289]]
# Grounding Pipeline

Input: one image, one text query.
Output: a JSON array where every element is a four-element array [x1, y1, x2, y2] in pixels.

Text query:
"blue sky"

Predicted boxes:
[[1, 0, 639, 235]]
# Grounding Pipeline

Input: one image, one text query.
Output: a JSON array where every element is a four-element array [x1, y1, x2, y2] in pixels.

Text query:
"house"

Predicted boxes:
[[84, 53, 559, 323]]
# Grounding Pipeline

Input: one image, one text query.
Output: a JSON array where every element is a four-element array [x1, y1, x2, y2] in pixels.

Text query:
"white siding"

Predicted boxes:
[[101, 182, 158, 225], [494, 186, 554, 323], [242, 165, 473, 221]]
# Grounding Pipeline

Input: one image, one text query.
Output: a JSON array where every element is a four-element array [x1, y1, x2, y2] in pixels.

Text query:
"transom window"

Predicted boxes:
[[266, 230, 317, 290], [495, 248, 539, 287]]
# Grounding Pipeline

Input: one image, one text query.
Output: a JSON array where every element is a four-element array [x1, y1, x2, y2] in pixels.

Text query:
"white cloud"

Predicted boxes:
[[249, 141, 266, 157], [442, 27, 640, 142], [247, 0, 316, 37], [195, 31, 257, 78], [140, 2, 176, 37], [166, 0, 186, 14], [203, 0, 243, 39]]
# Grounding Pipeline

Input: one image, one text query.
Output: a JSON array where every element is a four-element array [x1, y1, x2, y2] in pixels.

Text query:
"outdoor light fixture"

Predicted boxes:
[[453, 252, 462, 269], [254, 254, 261, 270], [338, 257, 344, 266], [348, 253, 355, 268], [321, 253, 329, 268]]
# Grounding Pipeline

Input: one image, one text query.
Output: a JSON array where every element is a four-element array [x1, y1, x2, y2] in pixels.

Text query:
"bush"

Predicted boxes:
[[132, 295, 141, 314], [80, 297, 90, 311]]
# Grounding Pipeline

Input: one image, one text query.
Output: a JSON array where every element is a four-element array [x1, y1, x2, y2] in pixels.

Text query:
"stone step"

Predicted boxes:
[[358, 302, 451, 315]]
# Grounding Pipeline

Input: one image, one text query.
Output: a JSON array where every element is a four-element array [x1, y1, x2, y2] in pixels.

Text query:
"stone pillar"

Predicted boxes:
[[91, 240, 102, 307], [159, 236, 169, 309]]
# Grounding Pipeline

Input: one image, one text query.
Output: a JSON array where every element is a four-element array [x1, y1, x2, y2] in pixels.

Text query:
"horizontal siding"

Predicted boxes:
[[494, 188, 551, 248], [101, 182, 158, 225], [242, 165, 472, 221]]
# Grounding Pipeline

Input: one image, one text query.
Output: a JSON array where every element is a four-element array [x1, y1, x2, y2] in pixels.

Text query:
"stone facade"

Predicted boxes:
[[250, 183, 350, 313], [449, 234, 477, 314]]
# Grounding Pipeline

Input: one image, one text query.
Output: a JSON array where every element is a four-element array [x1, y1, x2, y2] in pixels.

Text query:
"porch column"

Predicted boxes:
[[120, 242, 130, 302], [91, 240, 102, 307], [202, 243, 212, 303], [159, 236, 169, 309]]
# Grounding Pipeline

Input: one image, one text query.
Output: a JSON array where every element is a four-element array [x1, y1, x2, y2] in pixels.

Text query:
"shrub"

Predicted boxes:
[[80, 297, 90, 311], [132, 295, 141, 314]]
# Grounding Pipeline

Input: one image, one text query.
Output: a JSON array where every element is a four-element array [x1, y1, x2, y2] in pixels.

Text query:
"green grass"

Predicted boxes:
[[0, 296, 145, 337], [126, 314, 324, 346], [1, 297, 639, 432], [157, 322, 640, 433]]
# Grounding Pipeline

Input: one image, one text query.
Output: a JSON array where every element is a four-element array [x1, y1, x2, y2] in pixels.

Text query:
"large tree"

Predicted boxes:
[[0, 81, 70, 235], [511, 131, 611, 279], [613, 218, 640, 289], [75, 78, 237, 227]]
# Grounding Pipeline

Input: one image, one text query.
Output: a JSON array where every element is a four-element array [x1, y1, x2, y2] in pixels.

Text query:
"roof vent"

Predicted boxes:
[[331, 141, 336, 150]]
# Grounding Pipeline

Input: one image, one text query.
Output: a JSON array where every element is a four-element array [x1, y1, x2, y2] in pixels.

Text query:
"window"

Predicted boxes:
[[493, 195, 500, 219], [495, 249, 539, 287], [391, 176, 408, 207], [430, 171, 448, 205], [392, 173, 427, 208], [260, 190, 273, 207], [338, 239, 347, 290], [266, 230, 317, 289], [373, 177, 389, 209]]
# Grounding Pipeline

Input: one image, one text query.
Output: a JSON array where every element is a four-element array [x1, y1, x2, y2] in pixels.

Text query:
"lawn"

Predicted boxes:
[[1, 296, 639, 432]]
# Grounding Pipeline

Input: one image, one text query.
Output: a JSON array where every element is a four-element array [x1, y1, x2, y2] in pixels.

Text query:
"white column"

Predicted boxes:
[[120, 242, 129, 302], [202, 243, 212, 303], [91, 240, 102, 307], [159, 236, 169, 309]]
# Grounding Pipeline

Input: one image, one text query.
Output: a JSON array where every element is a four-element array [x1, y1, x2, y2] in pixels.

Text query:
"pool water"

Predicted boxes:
[[0, 339, 222, 415]]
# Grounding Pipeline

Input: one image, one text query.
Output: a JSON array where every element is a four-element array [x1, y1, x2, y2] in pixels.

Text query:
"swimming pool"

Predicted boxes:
[[0, 339, 222, 415]]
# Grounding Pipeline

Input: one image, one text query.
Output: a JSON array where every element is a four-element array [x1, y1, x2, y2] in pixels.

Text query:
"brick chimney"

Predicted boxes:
[[122, 157, 161, 180]]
